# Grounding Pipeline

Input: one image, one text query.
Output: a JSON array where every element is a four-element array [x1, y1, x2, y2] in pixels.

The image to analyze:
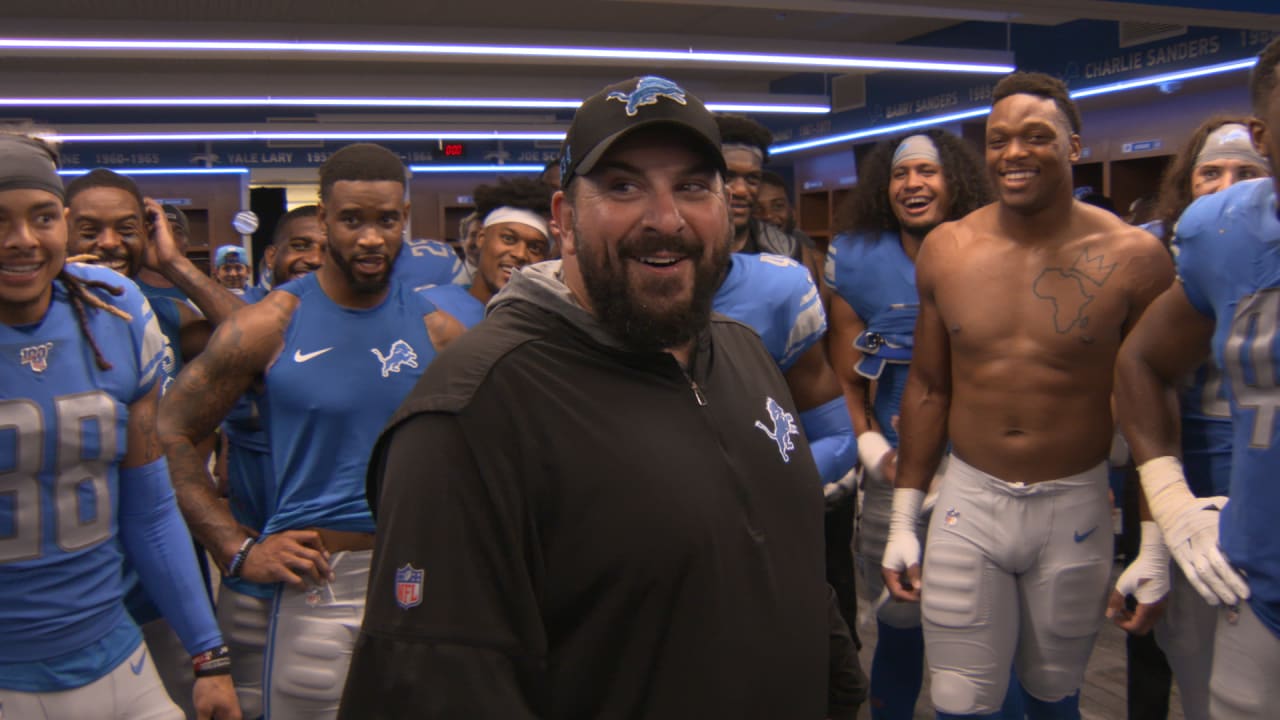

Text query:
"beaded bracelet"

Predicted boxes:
[[226, 537, 256, 578], [192, 645, 232, 678]]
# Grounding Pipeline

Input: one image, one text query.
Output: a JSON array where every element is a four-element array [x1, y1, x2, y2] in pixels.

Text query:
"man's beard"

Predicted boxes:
[[575, 222, 730, 354], [328, 243, 396, 296]]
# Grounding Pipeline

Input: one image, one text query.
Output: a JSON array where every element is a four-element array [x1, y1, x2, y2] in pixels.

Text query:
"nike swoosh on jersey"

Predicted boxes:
[[294, 347, 335, 363], [1073, 526, 1099, 543], [130, 648, 147, 675]]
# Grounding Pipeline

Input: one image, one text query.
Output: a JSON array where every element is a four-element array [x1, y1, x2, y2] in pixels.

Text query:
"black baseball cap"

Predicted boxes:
[[559, 75, 726, 188]]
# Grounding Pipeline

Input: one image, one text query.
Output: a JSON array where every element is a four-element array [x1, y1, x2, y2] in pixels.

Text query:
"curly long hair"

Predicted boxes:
[[835, 128, 991, 236], [1152, 114, 1260, 244]]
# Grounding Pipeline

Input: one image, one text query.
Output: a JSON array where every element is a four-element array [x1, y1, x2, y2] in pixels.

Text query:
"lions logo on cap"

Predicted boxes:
[[607, 76, 688, 117]]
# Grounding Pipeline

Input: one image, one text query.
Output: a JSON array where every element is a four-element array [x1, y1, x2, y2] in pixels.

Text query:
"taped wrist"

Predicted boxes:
[[1138, 456, 1196, 532], [799, 397, 857, 484], [888, 488, 924, 537], [118, 457, 224, 656], [857, 431, 892, 472]]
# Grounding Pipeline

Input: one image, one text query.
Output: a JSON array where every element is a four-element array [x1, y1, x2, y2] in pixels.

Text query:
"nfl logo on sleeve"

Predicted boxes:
[[395, 564, 424, 610]]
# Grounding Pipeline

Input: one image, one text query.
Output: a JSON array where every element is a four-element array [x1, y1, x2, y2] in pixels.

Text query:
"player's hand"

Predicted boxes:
[[193, 675, 242, 720], [1159, 495, 1248, 606], [881, 516, 921, 602], [1107, 589, 1167, 636], [1106, 520, 1171, 635], [881, 487, 924, 603], [241, 530, 333, 588], [142, 198, 185, 271]]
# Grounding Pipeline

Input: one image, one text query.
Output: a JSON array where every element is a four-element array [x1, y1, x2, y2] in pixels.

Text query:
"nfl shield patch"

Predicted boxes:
[[395, 564, 424, 610]]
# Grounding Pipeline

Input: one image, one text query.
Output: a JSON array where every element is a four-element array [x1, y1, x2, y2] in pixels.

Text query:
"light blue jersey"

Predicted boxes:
[[0, 264, 168, 687], [393, 238, 467, 290], [1142, 219, 1233, 497], [1174, 177, 1280, 637], [713, 253, 826, 373], [825, 232, 919, 446], [260, 273, 437, 536], [420, 284, 485, 330]]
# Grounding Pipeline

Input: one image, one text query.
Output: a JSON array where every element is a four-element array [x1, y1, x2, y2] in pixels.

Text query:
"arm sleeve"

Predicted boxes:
[[800, 396, 858, 485], [117, 457, 223, 656], [826, 586, 868, 720], [340, 412, 545, 720]]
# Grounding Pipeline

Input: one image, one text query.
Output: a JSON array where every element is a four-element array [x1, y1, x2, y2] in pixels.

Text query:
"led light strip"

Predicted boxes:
[[408, 164, 544, 173], [771, 57, 1260, 155], [42, 130, 567, 143], [0, 37, 1014, 74], [0, 96, 831, 114], [57, 167, 250, 175]]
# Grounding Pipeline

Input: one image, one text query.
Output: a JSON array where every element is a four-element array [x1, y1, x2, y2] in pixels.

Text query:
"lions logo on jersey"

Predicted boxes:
[[754, 396, 800, 463], [371, 339, 419, 378], [19, 341, 53, 373], [607, 75, 688, 117]]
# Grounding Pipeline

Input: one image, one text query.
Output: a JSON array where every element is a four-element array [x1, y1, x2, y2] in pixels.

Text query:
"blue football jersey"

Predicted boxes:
[[137, 281, 190, 377], [1179, 361, 1233, 498], [826, 232, 919, 446], [0, 264, 169, 687], [1174, 177, 1280, 637], [393, 238, 467, 290], [713, 253, 826, 372], [420, 283, 485, 330], [260, 273, 438, 535]]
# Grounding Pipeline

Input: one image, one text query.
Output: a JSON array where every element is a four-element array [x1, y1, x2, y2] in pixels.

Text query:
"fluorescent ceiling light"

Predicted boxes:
[[408, 164, 544, 173], [0, 96, 829, 114], [0, 37, 1014, 74], [41, 130, 567, 143], [772, 57, 1259, 155], [1069, 57, 1257, 99], [58, 167, 249, 175], [771, 108, 991, 155]]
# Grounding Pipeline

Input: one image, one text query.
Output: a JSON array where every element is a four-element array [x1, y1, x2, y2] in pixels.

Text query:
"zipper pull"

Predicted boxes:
[[687, 376, 708, 406]]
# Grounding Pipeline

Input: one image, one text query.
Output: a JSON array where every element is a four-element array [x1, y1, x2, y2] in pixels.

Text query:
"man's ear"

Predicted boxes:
[[551, 190, 576, 257]]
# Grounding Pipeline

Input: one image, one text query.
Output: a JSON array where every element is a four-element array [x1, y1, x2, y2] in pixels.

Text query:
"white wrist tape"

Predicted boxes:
[[1138, 456, 1194, 531], [858, 431, 892, 471], [1117, 520, 1171, 604], [882, 488, 925, 573], [889, 487, 924, 535]]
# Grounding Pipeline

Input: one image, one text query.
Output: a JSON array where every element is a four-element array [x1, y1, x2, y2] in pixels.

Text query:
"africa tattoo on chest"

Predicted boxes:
[[1031, 248, 1118, 334]]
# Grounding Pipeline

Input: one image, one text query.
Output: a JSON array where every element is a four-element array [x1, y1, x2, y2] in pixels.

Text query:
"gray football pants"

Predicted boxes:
[[216, 587, 271, 720], [264, 549, 370, 720], [1209, 599, 1280, 719], [921, 456, 1112, 715]]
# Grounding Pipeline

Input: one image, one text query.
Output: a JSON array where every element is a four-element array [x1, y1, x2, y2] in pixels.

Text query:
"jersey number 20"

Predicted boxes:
[[0, 392, 116, 563]]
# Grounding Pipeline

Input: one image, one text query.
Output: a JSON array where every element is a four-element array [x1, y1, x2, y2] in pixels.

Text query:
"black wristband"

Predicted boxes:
[[192, 645, 233, 678], [226, 537, 256, 578]]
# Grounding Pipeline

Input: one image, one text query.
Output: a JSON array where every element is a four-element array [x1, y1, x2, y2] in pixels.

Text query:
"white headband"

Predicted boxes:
[[892, 134, 941, 168], [722, 143, 765, 162], [482, 206, 550, 240], [1194, 123, 1266, 170]]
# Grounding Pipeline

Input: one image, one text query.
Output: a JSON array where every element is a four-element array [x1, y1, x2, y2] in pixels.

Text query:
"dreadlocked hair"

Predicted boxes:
[[60, 255, 133, 370]]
